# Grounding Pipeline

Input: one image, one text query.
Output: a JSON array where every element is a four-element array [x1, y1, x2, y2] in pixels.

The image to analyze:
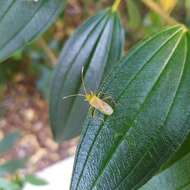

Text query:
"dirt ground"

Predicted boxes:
[[0, 80, 78, 174]]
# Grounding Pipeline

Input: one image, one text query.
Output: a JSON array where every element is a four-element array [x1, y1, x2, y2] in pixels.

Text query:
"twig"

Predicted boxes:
[[142, 0, 178, 25], [112, 0, 122, 12], [37, 38, 58, 65]]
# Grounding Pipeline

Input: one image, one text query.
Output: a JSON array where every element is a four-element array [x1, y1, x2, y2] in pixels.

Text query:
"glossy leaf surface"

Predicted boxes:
[[71, 25, 190, 190], [141, 153, 190, 190], [0, 0, 65, 62], [49, 9, 124, 141]]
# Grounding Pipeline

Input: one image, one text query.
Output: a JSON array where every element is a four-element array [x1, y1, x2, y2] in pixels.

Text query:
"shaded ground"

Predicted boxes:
[[0, 80, 78, 174]]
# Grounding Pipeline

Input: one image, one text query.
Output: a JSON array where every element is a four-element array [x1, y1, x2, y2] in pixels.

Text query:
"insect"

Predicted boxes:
[[25, 0, 39, 2], [63, 67, 114, 116]]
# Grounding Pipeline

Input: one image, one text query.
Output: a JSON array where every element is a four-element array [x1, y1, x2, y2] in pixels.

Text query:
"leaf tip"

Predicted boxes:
[[180, 24, 188, 33]]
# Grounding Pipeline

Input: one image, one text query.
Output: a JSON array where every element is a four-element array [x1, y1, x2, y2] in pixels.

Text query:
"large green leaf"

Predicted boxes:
[[141, 153, 190, 190], [0, 0, 66, 62], [70, 25, 190, 190], [49, 8, 124, 141]]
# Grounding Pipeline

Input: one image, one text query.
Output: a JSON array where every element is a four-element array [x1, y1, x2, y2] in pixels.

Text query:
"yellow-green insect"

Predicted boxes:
[[63, 67, 113, 116]]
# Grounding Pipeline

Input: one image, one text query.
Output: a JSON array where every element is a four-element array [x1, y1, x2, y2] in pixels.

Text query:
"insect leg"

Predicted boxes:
[[92, 109, 96, 118], [102, 96, 117, 106], [89, 106, 94, 117]]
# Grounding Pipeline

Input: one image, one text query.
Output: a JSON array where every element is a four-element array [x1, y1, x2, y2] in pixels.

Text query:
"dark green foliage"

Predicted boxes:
[[49, 8, 124, 141], [71, 25, 190, 190], [0, 0, 66, 62], [141, 153, 190, 190], [1, 1, 190, 189], [36, 65, 53, 100]]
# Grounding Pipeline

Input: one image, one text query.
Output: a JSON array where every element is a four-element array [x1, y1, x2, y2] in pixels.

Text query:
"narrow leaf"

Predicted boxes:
[[25, 175, 48, 186]]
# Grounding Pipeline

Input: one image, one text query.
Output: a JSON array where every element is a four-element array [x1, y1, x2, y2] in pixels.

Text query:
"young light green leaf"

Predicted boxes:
[[49, 8, 124, 141], [25, 175, 48, 186], [71, 25, 190, 190], [0, 0, 66, 62]]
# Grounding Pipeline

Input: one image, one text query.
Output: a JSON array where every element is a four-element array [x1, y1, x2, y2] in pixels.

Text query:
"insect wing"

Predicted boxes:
[[90, 96, 113, 115]]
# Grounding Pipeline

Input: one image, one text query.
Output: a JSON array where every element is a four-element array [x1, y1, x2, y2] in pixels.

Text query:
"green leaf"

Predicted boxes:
[[49, 8, 124, 141], [0, 178, 19, 190], [25, 175, 48, 186], [185, 0, 190, 25], [126, 0, 141, 29], [141, 153, 190, 190], [0, 0, 66, 62], [143, 11, 164, 35], [36, 65, 52, 100], [0, 158, 27, 176], [0, 132, 20, 155], [160, 132, 190, 171], [70, 25, 190, 190]]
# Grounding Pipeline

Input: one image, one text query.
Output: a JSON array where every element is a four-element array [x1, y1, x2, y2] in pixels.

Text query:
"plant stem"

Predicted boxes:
[[112, 0, 122, 12], [37, 38, 57, 66], [142, 0, 178, 25]]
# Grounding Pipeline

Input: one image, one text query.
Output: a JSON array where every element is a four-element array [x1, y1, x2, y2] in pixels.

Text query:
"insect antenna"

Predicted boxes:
[[62, 94, 85, 100], [81, 66, 88, 95]]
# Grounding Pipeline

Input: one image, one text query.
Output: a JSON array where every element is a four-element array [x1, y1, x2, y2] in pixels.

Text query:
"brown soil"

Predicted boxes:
[[0, 80, 78, 174]]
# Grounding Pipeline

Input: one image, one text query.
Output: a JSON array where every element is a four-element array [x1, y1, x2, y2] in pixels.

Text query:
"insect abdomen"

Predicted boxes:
[[89, 96, 113, 115]]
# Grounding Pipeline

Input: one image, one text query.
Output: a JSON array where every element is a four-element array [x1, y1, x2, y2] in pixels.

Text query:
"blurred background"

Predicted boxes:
[[0, 0, 189, 188]]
